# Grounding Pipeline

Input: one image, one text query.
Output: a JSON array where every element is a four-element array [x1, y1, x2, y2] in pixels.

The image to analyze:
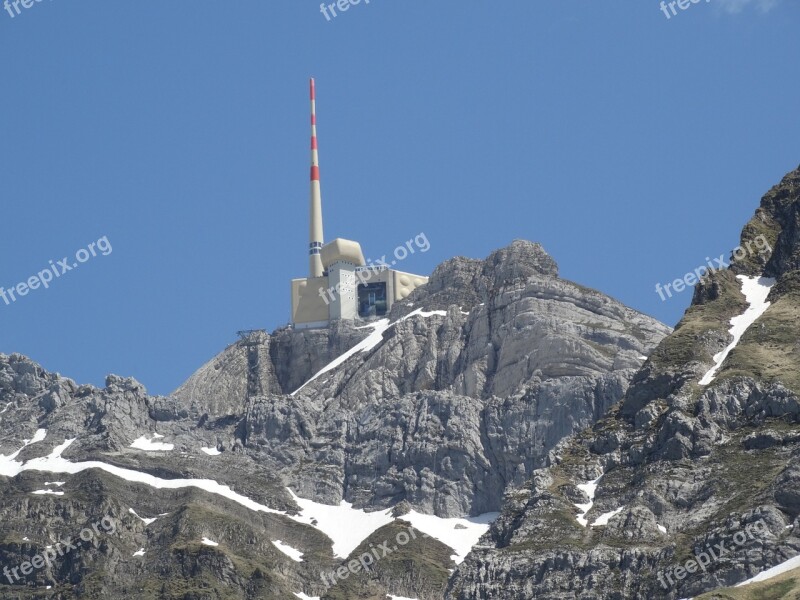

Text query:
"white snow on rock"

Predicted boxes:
[[574, 476, 602, 527], [591, 507, 623, 527], [700, 275, 775, 386], [3, 438, 290, 519], [292, 308, 448, 395], [133, 548, 146, 557], [201, 447, 221, 456], [32, 489, 64, 496], [287, 489, 394, 558], [388, 596, 420, 600], [130, 435, 174, 451], [45, 481, 65, 486], [287, 489, 498, 562], [1, 436, 498, 565], [413, 310, 448, 318], [399, 510, 499, 564], [0, 429, 48, 476], [736, 553, 800, 587], [272, 539, 304, 562], [658, 524, 667, 534], [293, 593, 320, 600], [291, 319, 391, 395], [27, 429, 48, 445], [201, 537, 219, 546], [129, 508, 157, 525]]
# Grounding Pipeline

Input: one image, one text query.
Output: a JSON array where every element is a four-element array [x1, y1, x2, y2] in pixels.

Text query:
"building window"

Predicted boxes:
[[358, 283, 387, 318]]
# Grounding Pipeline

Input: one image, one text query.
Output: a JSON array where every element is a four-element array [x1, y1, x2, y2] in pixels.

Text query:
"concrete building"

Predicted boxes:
[[290, 79, 428, 329]]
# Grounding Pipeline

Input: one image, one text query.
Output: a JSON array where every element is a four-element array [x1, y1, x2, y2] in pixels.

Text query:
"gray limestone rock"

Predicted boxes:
[[0, 239, 670, 599]]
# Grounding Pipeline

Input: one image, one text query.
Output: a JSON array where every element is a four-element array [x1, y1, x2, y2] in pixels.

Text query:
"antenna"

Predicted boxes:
[[309, 78, 324, 277]]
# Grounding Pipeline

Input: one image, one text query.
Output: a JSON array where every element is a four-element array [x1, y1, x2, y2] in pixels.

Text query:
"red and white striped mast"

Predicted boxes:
[[308, 78, 325, 277]]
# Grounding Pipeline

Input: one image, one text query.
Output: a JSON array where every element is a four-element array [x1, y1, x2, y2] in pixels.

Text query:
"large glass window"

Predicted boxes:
[[358, 282, 387, 318]]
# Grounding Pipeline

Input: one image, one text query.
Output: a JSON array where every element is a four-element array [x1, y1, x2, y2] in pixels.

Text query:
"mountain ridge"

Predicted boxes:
[[0, 238, 670, 599], [446, 164, 800, 600]]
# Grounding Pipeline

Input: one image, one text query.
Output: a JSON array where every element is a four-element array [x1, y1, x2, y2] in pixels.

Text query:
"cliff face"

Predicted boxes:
[[447, 166, 800, 600], [174, 240, 669, 516], [0, 239, 669, 600]]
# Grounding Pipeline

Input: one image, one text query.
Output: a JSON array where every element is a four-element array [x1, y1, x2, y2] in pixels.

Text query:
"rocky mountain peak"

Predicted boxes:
[[733, 163, 800, 281], [395, 240, 560, 316], [482, 239, 559, 282], [0, 238, 672, 600], [448, 165, 800, 600]]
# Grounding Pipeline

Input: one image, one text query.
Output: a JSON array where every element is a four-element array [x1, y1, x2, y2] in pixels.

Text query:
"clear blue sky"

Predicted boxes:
[[1, 0, 798, 395]]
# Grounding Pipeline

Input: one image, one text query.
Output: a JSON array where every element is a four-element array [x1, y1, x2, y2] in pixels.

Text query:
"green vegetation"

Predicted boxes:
[[649, 269, 747, 372], [718, 275, 800, 395]]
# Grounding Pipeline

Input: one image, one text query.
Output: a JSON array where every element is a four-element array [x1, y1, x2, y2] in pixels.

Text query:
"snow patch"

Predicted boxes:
[[400, 510, 499, 565], [591, 507, 623, 527], [32, 489, 64, 496], [0, 430, 48, 476], [658, 524, 667, 534], [272, 539, 304, 562], [574, 476, 602, 527], [129, 508, 157, 525], [201, 537, 219, 546], [293, 594, 320, 600], [201, 447, 221, 456], [291, 319, 391, 394], [27, 429, 47, 445], [6, 438, 289, 520], [45, 481, 65, 486], [292, 308, 448, 395], [133, 548, 146, 557], [736, 553, 800, 587], [700, 275, 775, 386], [411, 309, 447, 318], [130, 436, 174, 451], [1, 435, 496, 564], [287, 489, 394, 558]]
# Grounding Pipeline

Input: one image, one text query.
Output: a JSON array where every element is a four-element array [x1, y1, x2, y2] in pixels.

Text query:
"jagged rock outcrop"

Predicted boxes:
[[447, 165, 800, 600]]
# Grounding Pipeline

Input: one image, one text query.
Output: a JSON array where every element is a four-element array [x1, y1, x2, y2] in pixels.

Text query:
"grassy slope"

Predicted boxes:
[[720, 273, 800, 394]]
